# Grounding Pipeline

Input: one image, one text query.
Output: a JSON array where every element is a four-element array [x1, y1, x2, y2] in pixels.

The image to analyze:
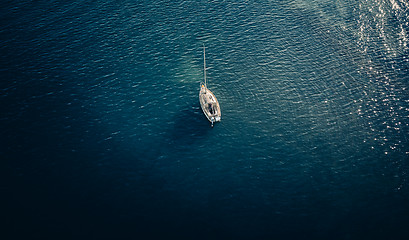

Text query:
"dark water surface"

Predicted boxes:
[[2, 0, 409, 239]]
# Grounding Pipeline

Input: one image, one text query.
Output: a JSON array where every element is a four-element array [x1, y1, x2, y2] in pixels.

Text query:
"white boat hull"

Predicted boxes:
[[199, 85, 221, 124]]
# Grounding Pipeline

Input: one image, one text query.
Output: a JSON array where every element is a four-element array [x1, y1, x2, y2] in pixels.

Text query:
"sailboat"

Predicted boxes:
[[199, 45, 221, 127]]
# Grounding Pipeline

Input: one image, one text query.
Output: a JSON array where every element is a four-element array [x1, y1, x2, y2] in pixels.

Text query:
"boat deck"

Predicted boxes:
[[199, 85, 221, 123]]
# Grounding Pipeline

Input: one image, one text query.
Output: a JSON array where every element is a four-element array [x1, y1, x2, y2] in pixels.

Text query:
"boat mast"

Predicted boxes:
[[203, 45, 207, 92]]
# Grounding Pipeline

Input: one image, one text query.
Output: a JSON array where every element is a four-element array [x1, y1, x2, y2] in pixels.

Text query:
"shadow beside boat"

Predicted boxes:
[[168, 103, 212, 146]]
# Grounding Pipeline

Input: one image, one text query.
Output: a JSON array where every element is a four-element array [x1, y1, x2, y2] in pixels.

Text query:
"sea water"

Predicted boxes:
[[2, 0, 409, 239]]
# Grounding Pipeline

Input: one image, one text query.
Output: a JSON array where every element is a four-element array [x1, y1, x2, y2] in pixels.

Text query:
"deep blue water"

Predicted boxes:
[[2, 0, 409, 239]]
